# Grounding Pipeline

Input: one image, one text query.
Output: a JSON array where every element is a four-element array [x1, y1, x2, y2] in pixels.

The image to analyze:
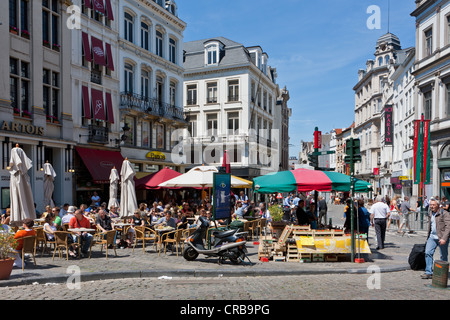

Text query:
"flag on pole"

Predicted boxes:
[[422, 119, 431, 184], [413, 120, 423, 185]]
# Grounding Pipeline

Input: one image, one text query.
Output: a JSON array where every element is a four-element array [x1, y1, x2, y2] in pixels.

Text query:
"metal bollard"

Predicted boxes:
[[432, 260, 449, 289]]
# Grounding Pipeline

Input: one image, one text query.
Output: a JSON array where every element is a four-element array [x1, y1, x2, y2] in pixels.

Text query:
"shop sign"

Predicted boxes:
[[145, 151, 166, 161], [399, 176, 408, 180], [1, 120, 44, 136]]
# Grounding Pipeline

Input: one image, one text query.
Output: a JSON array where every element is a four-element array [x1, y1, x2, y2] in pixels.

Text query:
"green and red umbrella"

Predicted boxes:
[[253, 168, 372, 194]]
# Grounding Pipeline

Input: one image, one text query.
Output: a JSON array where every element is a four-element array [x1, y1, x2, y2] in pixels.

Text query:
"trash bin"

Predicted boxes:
[[432, 260, 449, 289]]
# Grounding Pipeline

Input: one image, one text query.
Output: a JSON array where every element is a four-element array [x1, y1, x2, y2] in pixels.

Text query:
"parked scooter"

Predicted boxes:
[[183, 216, 249, 265]]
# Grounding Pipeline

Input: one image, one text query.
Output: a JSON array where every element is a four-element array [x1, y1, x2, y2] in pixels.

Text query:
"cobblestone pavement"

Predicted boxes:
[[1, 204, 448, 303], [0, 271, 448, 301]]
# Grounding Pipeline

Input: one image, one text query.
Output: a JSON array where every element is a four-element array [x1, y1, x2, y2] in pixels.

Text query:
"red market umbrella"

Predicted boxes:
[[253, 168, 372, 194], [135, 167, 182, 190]]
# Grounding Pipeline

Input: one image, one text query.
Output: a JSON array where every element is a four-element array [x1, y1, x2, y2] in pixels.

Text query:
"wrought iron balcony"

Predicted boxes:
[[88, 124, 108, 144], [90, 70, 102, 85], [120, 92, 186, 123]]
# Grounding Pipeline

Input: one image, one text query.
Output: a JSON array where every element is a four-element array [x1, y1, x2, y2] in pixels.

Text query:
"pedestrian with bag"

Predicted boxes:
[[421, 198, 450, 279]]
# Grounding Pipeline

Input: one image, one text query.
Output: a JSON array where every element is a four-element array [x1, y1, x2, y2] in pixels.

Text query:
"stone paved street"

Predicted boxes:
[[1, 204, 449, 303]]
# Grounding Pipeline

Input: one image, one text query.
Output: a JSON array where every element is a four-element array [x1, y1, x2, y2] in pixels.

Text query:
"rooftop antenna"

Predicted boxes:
[[387, 0, 390, 33]]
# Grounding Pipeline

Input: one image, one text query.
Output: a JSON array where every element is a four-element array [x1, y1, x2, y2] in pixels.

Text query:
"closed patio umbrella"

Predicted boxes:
[[7, 145, 36, 226], [107, 167, 120, 210], [119, 159, 138, 218], [43, 161, 56, 208]]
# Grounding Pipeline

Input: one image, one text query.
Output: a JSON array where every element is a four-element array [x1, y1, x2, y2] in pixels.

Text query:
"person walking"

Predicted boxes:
[[318, 196, 328, 227], [369, 195, 391, 250], [398, 196, 412, 233], [421, 198, 450, 279], [387, 195, 400, 231]]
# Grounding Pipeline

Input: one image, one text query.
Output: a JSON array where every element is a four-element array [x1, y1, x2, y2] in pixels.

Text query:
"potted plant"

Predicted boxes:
[[21, 29, 30, 39], [9, 26, 18, 35], [0, 227, 18, 280], [22, 110, 32, 119], [268, 204, 288, 238], [13, 108, 20, 116], [43, 40, 50, 48], [52, 43, 60, 52]]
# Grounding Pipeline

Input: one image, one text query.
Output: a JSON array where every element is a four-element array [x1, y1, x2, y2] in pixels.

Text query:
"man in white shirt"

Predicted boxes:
[[369, 195, 390, 250], [61, 206, 76, 225]]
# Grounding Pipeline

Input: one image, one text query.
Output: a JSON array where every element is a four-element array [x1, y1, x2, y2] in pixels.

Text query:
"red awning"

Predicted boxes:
[[105, 91, 114, 124], [92, 0, 106, 15], [135, 167, 182, 190], [82, 85, 91, 119], [105, 0, 114, 20], [76, 147, 124, 184], [91, 88, 106, 121], [105, 42, 115, 71], [82, 32, 92, 62], [91, 36, 106, 66]]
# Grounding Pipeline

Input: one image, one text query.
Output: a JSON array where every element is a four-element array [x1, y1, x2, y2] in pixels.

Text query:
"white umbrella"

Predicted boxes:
[[43, 161, 56, 208], [7, 145, 36, 226], [158, 165, 249, 189], [107, 167, 120, 210], [119, 159, 138, 218], [158, 166, 250, 206]]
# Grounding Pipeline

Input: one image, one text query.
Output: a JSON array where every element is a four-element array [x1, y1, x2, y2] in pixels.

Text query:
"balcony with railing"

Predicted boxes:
[[88, 124, 108, 144], [91, 70, 102, 85], [120, 92, 186, 123]]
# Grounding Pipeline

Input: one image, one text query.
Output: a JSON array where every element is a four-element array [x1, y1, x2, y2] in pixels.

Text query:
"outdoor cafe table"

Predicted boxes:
[[114, 223, 132, 240], [67, 228, 97, 257]]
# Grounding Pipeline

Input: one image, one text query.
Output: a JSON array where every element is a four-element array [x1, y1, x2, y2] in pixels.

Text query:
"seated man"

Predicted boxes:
[[154, 211, 177, 229], [69, 209, 93, 257], [13, 218, 36, 268], [96, 209, 114, 233]]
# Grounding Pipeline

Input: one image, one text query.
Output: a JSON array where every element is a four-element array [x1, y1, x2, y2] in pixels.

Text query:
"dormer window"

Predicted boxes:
[[204, 40, 224, 66], [206, 44, 218, 65]]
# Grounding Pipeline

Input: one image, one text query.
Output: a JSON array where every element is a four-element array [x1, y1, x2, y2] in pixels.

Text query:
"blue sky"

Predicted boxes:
[[176, 0, 417, 158]]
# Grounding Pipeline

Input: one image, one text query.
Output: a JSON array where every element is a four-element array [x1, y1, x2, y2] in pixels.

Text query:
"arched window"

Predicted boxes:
[[124, 63, 134, 93], [385, 55, 390, 65], [156, 30, 163, 57], [206, 44, 218, 65], [141, 70, 150, 99], [442, 144, 450, 159], [378, 57, 383, 66], [124, 12, 134, 43], [141, 22, 149, 50], [169, 38, 176, 64]]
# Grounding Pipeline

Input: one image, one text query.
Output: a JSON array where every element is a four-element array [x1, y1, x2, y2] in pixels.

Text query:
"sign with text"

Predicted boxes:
[[213, 173, 231, 221], [384, 105, 393, 145]]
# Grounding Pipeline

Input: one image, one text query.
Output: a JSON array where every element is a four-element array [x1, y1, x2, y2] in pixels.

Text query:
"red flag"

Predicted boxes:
[[422, 120, 431, 184], [222, 150, 231, 173]]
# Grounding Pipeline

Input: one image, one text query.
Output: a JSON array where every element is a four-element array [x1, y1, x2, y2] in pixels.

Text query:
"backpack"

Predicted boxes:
[[408, 243, 426, 271]]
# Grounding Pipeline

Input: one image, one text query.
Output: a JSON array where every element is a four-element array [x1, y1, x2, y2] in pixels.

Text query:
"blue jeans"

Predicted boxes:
[[72, 233, 93, 253], [425, 236, 449, 275]]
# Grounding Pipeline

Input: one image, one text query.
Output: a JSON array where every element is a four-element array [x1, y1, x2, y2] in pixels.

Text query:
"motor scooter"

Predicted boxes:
[[183, 216, 250, 264]]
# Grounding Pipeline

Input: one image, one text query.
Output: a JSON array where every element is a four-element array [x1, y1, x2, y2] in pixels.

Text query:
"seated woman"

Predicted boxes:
[[43, 213, 57, 241]]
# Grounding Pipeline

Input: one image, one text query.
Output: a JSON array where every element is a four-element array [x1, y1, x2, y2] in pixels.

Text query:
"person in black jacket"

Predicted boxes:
[[296, 200, 309, 225]]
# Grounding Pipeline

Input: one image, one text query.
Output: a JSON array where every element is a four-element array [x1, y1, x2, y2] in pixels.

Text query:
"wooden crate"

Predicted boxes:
[[299, 253, 312, 262], [286, 244, 300, 262], [325, 254, 339, 262], [312, 254, 325, 262]]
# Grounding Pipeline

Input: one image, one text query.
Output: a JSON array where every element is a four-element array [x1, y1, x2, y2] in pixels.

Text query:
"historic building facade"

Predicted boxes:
[[0, 0, 76, 212], [411, 0, 450, 200], [118, 0, 187, 177], [182, 37, 290, 179]]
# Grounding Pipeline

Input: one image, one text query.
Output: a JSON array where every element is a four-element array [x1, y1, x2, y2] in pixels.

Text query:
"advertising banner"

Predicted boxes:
[[213, 173, 231, 221], [422, 120, 431, 184], [384, 105, 393, 145]]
